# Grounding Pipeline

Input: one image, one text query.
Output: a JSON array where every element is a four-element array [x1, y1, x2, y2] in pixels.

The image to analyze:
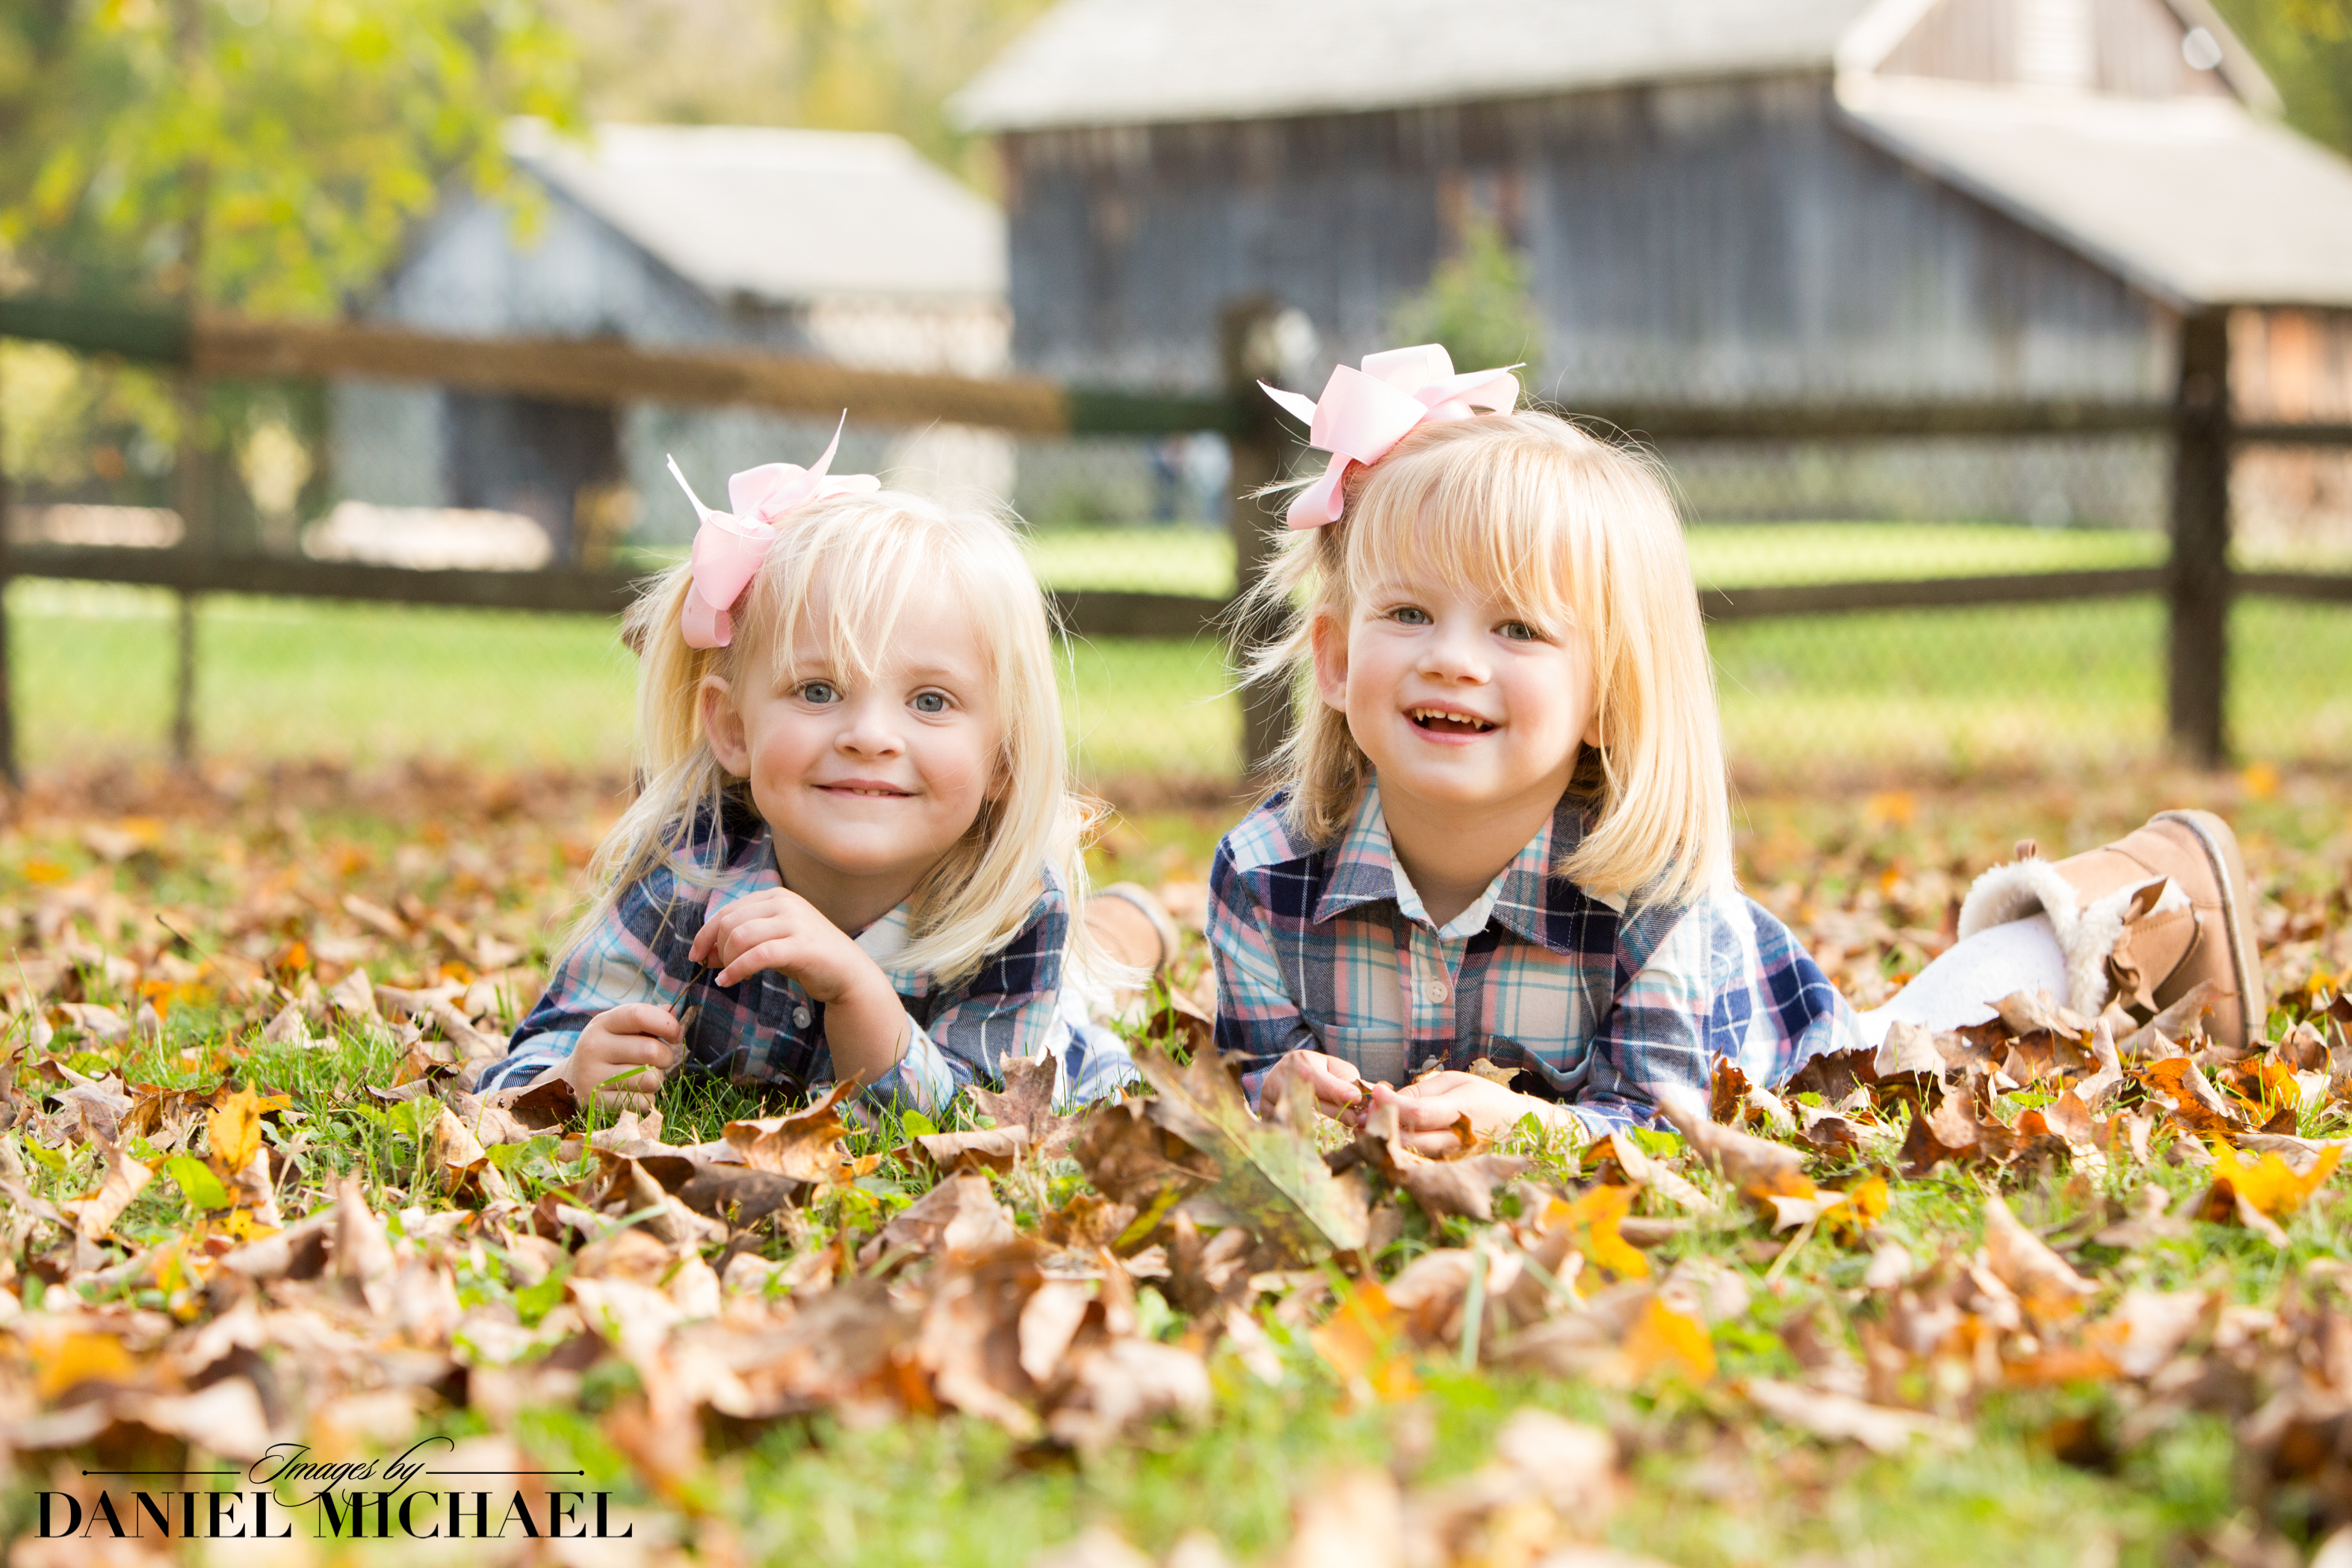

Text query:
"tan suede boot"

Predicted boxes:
[[1955, 810, 2266, 1050]]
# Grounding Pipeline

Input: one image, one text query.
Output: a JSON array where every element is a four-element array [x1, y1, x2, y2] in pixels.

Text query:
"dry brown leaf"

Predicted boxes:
[[907, 1125, 1033, 1174], [971, 1055, 1083, 1157], [1656, 1089, 1810, 1199], [1981, 1194, 2097, 1316], [874, 1172, 1019, 1262], [725, 1081, 870, 1184], [2141, 1057, 2247, 1136], [66, 1138, 152, 1239], [1745, 1378, 1966, 1453]]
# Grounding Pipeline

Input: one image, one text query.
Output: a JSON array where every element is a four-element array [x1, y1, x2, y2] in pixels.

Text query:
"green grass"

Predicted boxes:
[[0, 1007, 2283, 1568], [13, 520, 2352, 786], [1023, 520, 2170, 598]]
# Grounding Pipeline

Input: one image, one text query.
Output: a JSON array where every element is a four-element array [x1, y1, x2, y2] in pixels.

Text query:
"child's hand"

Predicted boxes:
[[554, 1003, 684, 1110], [691, 888, 891, 1003], [1261, 1050, 1370, 1119], [690, 889, 908, 1091], [1367, 1072, 1572, 1154]]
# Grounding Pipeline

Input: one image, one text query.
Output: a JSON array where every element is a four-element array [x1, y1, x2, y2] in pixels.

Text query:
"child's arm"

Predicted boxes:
[[1579, 893, 1860, 1131], [915, 891, 1072, 1102], [1205, 840, 1372, 1117], [481, 893, 693, 1106]]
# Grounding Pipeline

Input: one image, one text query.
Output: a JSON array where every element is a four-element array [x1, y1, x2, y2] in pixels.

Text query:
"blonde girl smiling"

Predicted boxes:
[[481, 433, 1152, 1111]]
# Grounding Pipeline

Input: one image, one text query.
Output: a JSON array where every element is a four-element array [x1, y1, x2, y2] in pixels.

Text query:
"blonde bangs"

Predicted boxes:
[[1336, 428, 1579, 642], [1242, 410, 1731, 908]]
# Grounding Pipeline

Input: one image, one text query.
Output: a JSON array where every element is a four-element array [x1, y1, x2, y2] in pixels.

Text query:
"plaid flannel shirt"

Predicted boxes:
[[1207, 779, 1864, 1133], [481, 800, 1114, 1110]]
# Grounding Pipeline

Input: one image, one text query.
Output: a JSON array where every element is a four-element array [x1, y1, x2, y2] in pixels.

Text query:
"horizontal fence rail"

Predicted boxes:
[[7, 547, 2345, 634], [7, 297, 2350, 447], [4, 293, 2352, 781]]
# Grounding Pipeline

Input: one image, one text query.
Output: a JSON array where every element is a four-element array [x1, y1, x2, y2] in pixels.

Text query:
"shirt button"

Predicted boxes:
[[793, 1006, 813, 1028], [1423, 979, 1449, 1003]]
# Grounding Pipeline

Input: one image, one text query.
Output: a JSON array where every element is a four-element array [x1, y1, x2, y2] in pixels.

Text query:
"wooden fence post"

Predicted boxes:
[[1220, 295, 1296, 783], [0, 349, 16, 791], [2167, 308, 2232, 769], [170, 372, 207, 768]]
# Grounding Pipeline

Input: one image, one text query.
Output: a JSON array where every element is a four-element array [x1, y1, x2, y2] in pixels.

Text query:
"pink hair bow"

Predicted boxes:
[[664, 415, 880, 649], [1260, 344, 1521, 530]]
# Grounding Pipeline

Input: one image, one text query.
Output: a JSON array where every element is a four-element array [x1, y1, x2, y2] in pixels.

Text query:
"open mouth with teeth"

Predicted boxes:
[[1408, 707, 1497, 736]]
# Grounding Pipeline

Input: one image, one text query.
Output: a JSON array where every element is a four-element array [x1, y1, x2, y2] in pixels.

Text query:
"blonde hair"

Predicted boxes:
[[578, 488, 1098, 986], [1242, 411, 1730, 908]]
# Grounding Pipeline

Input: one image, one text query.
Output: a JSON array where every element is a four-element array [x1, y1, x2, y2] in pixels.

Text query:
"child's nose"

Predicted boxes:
[[1418, 622, 1490, 681], [835, 700, 906, 754]]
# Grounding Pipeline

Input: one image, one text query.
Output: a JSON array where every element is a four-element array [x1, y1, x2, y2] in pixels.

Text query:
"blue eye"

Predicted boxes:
[[1499, 621, 1540, 642], [912, 691, 949, 715], [798, 681, 839, 704], [1390, 605, 1431, 626]]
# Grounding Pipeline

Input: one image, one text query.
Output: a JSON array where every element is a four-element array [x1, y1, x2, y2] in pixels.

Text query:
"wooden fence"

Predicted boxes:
[[2, 295, 2350, 784]]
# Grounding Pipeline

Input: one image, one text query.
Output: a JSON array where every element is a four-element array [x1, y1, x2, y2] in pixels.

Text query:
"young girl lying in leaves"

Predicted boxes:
[[1213, 346, 2265, 1148], [478, 425, 1174, 1111]]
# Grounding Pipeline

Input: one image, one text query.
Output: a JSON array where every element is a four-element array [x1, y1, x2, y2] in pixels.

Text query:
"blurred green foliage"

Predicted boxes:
[[0, 0, 584, 314], [546, 0, 1055, 186], [2215, 0, 2352, 154], [1388, 214, 1546, 388]]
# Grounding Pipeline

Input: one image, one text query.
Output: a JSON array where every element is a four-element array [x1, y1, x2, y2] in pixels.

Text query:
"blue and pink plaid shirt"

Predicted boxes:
[[1207, 779, 1863, 1132], [482, 799, 1128, 1109]]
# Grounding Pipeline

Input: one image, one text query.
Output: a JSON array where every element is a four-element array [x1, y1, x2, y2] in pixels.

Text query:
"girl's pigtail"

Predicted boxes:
[[555, 562, 735, 963]]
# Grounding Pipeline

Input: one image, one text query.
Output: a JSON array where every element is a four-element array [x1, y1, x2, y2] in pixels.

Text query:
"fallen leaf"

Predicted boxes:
[[66, 1138, 152, 1239], [873, 1173, 1018, 1262], [2141, 1057, 2247, 1136], [1310, 1280, 1418, 1404], [208, 1083, 264, 1175], [1657, 1089, 1810, 1199], [971, 1055, 1083, 1157], [1620, 1295, 1715, 1385], [1745, 1378, 1966, 1453], [906, 1125, 1032, 1174], [1132, 1044, 1368, 1260], [725, 1081, 870, 1185], [1981, 1194, 2097, 1317], [1545, 1186, 1651, 1281]]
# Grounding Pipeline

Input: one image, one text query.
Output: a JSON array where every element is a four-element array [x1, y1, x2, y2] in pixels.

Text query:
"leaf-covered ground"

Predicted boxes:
[[5, 760, 2352, 1567]]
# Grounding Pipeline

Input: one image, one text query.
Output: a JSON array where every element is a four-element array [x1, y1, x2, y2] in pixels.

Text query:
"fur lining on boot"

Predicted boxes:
[[1957, 860, 2189, 1015]]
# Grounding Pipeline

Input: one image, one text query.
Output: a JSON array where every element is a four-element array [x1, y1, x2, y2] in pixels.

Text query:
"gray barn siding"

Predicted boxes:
[[334, 180, 831, 539], [1003, 74, 2173, 403]]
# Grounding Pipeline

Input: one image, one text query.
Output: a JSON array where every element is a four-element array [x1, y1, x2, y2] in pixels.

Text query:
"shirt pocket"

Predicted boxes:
[[1305, 1021, 1411, 1086]]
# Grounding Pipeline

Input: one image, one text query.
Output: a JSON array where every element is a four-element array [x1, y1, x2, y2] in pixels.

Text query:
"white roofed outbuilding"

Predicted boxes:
[[329, 122, 1013, 557], [952, 0, 2352, 531]]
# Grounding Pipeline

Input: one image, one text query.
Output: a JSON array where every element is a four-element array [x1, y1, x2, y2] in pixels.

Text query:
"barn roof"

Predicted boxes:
[[503, 121, 1004, 303], [950, 0, 1883, 132], [1837, 75, 2352, 309]]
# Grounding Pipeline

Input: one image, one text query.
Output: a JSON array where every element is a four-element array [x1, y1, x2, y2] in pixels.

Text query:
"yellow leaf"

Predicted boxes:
[[2212, 1143, 2342, 1220], [1621, 1296, 1716, 1386], [1550, 1185, 1652, 1281], [208, 1084, 264, 1176], [34, 1333, 137, 1401], [1863, 790, 1916, 828], [1825, 1176, 1890, 1241], [137, 979, 214, 1019], [21, 858, 70, 885], [1310, 1281, 1419, 1404]]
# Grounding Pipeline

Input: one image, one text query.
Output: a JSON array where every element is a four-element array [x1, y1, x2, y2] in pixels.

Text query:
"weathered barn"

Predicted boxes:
[[331, 120, 1010, 554], [955, 0, 2352, 528]]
